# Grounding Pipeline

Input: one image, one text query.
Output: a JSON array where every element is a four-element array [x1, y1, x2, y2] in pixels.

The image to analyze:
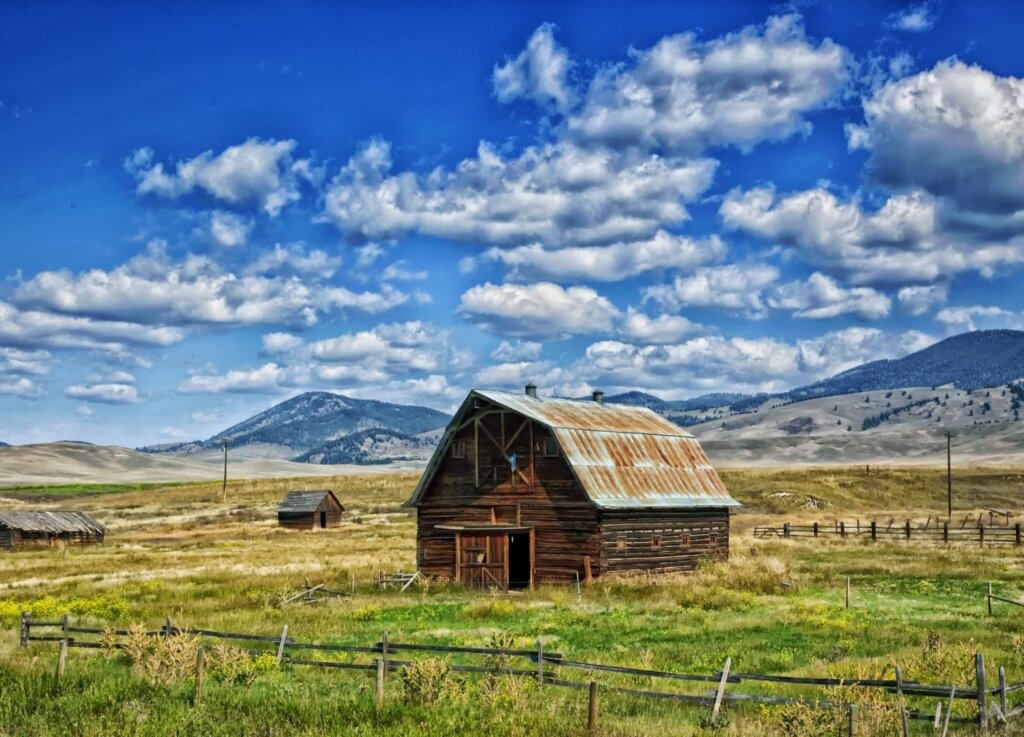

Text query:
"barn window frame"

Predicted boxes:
[[451, 440, 467, 459], [541, 438, 559, 457], [651, 535, 662, 550]]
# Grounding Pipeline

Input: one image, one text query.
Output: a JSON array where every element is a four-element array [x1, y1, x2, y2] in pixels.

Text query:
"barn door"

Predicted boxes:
[[457, 533, 508, 591]]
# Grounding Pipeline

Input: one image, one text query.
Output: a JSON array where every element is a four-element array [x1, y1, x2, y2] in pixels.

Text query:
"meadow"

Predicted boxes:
[[2, 467, 1024, 736]]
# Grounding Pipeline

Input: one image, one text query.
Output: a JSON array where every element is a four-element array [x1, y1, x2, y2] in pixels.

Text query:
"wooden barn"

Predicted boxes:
[[277, 490, 344, 530], [0, 511, 106, 550], [405, 386, 739, 589]]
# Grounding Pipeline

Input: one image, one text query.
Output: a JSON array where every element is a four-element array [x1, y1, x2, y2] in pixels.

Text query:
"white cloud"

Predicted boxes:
[[207, 210, 252, 247], [644, 264, 779, 315], [0, 348, 51, 376], [64, 382, 140, 404], [484, 232, 725, 282], [323, 138, 716, 249], [568, 14, 849, 155], [178, 363, 295, 394], [245, 243, 342, 278], [13, 243, 405, 334], [897, 284, 948, 315], [620, 308, 704, 344], [191, 409, 220, 423], [0, 300, 184, 352], [0, 377, 42, 399], [356, 243, 386, 269], [768, 272, 891, 319], [491, 340, 542, 362], [76, 405, 95, 418], [887, 2, 937, 32], [381, 260, 428, 281], [493, 23, 575, 114], [935, 305, 1024, 333], [125, 138, 308, 217], [261, 332, 303, 354], [459, 282, 620, 338]]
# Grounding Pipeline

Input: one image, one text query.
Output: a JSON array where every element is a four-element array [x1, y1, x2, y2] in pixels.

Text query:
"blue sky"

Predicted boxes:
[[3, 0, 1024, 446]]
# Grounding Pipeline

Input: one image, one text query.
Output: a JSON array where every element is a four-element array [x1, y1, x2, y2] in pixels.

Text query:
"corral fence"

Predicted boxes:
[[18, 613, 1024, 733], [754, 515, 1023, 547]]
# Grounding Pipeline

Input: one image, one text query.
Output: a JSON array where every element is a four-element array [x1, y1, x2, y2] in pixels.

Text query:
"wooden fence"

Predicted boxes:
[[754, 517, 1023, 547], [18, 613, 1024, 733]]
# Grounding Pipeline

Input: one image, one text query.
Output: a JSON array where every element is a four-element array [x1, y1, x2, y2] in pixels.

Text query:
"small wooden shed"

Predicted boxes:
[[277, 490, 344, 530], [406, 386, 739, 589], [0, 511, 106, 549]]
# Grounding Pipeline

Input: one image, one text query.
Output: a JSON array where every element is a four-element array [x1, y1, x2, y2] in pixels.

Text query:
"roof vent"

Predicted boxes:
[[592, 389, 605, 404], [524, 383, 538, 398]]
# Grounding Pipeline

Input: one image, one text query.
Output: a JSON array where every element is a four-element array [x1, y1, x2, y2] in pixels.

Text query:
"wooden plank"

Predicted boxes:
[[712, 657, 731, 717]]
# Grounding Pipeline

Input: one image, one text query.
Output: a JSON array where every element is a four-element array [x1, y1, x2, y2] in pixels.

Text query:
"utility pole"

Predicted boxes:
[[221, 439, 229, 504], [945, 430, 954, 518]]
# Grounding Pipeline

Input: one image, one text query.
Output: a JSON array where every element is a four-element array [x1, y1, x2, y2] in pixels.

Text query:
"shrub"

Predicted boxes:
[[400, 657, 458, 705], [351, 604, 382, 621]]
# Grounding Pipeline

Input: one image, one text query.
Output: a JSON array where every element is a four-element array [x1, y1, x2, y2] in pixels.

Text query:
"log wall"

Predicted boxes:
[[598, 508, 730, 574]]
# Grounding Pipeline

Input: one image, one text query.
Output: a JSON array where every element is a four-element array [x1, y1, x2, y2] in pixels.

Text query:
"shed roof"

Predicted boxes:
[[277, 490, 341, 514], [0, 510, 106, 535], [406, 390, 738, 509]]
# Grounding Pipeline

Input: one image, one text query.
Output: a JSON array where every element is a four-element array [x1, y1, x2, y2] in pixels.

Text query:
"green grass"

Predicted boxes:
[[0, 481, 196, 499], [2, 466, 1024, 735]]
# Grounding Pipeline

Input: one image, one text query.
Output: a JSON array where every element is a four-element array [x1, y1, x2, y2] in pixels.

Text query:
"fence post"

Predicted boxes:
[[988, 583, 993, 616], [192, 646, 205, 706], [847, 703, 857, 736], [381, 631, 389, 677], [164, 614, 173, 637], [375, 658, 385, 709], [941, 686, 955, 737], [712, 657, 731, 718], [813, 522, 819, 538], [870, 521, 876, 541], [587, 680, 598, 733], [905, 520, 911, 540], [1000, 666, 1008, 719], [20, 611, 29, 648], [537, 638, 544, 685], [845, 577, 851, 609], [980, 525, 985, 548], [1017, 523, 1022, 546], [840, 522, 846, 538], [276, 624, 289, 664], [944, 522, 949, 544], [55, 613, 69, 683], [976, 653, 988, 733], [783, 523, 791, 539]]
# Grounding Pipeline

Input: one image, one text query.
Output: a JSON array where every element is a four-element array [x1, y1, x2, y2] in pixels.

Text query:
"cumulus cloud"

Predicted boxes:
[[0, 300, 183, 352], [381, 260, 428, 281], [178, 363, 296, 394], [887, 2, 937, 32], [644, 264, 779, 315], [620, 308, 704, 344], [125, 138, 311, 217], [936, 305, 1024, 333], [484, 232, 725, 282], [207, 210, 252, 247], [13, 243, 406, 333], [491, 340, 543, 362], [308, 321, 463, 378], [568, 14, 848, 155], [898, 284, 948, 315], [493, 23, 575, 114], [768, 273, 891, 319], [459, 282, 620, 338], [0, 377, 42, 399], [244, 243, 342, 278], [261, 332, 303, 355], [64, 382, 140, 404], [0, 348, 51, 376]]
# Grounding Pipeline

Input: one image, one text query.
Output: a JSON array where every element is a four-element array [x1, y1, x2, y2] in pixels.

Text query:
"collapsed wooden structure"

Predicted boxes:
[[277, 490, 344, 530], [0, 510, 106, 549], [406, 385, 738, 589]]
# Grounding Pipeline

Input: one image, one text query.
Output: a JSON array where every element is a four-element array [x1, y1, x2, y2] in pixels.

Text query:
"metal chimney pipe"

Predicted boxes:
[[592, 390, 604, 404], [525, 383, 538, 398]]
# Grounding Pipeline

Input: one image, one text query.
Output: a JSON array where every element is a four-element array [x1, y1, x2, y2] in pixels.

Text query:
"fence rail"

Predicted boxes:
[[754, 518, 1023, 547], [17, 613, 1021, 732]]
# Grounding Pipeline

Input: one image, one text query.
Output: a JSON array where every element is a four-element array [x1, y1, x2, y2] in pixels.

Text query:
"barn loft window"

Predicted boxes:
[[651, 536, 662, 550], [541, 438, 559, 457], [680, 533, 691, 546], [451, 440, 466, 459]]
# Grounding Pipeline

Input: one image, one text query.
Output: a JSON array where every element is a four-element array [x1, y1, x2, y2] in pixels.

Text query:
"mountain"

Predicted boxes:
[[146, 391, 450, 459], [789, 330, 1024, 401], [603, 391, 748, 412], [295, 428, 440, 465], [0, 441, 8, 448]]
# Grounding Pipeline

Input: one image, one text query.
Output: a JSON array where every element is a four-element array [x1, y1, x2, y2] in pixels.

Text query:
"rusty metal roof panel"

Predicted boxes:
[[0, 510, 106, 534], [473, 390, 694, 437], [552, 428, 739, 508]]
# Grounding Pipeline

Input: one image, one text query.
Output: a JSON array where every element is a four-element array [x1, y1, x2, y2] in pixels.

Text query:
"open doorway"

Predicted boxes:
[[319, 511, 327, 528], [507, 532, 531, 589]]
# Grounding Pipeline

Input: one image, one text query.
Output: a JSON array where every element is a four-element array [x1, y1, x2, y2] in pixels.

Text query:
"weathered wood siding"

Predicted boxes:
[[598, 508, 730, 574], [0, 529, 105, 550], [277, 495, 343, 530], [417, 413, 601, 583]]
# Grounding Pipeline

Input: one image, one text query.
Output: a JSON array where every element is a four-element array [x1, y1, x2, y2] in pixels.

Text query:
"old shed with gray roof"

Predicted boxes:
[[406, 385, 738, 590], [0, 511, 106, 549], [277, 490, 344, 530]]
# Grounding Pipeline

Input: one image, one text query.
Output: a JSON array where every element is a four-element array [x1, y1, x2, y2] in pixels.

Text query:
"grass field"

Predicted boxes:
[[2, 467, 1024, 735]]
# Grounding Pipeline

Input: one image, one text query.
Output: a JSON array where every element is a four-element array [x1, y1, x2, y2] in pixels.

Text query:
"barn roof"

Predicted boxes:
[[0, 510, 106, 534], [277, 490, 341, 514], [406, 390, 738, 509]]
